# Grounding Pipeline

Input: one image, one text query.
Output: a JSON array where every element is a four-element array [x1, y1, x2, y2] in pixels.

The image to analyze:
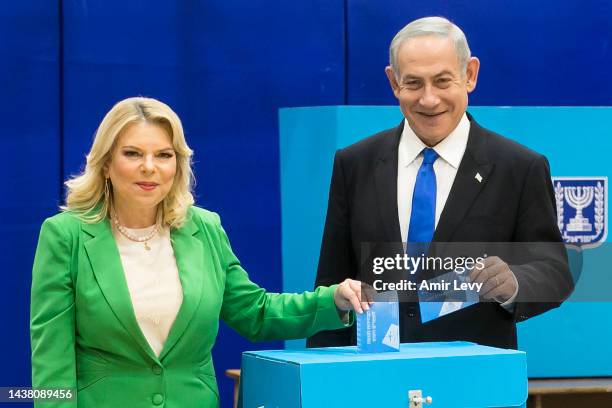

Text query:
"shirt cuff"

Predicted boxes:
[[500, 270, 519, 311]]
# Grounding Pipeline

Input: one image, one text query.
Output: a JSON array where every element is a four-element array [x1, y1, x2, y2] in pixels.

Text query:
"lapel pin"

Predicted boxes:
[[475, 172, 483, 183]]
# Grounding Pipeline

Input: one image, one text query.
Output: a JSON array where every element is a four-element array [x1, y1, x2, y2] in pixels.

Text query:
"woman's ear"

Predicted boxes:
[[103, 160, 110, 179]]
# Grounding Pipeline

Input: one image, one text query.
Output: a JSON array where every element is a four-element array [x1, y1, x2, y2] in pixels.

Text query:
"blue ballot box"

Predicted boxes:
[[242, 342, 527, 408]]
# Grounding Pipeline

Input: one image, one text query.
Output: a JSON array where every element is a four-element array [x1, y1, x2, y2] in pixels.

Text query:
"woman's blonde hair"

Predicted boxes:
[[62, 97, 195, 228]]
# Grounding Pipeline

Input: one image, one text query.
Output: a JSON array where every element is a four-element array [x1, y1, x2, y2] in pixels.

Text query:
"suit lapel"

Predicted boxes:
[[374, 122, 404, 243], [83, 211, 206, 363], [159, 214, 204, 361], [83, 219, 158, 362], [433, 116, 493, 242]]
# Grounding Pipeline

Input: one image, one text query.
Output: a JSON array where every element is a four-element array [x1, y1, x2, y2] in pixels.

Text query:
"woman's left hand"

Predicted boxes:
[[333, 279, 374, 314]]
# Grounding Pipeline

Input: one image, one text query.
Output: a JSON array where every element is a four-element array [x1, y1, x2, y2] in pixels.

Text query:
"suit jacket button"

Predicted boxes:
[[406, 305, 416, 317], [152, 364, 163, 375], [152, 393, 164, 405]]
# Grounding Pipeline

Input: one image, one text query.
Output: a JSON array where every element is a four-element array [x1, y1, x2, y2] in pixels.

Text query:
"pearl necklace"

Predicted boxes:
[[112, 212, 158, 251]]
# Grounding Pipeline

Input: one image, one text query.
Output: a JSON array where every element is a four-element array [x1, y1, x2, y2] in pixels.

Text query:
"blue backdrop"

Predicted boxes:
[[0, 0, 60, 395], [2, 1, 611, 407]]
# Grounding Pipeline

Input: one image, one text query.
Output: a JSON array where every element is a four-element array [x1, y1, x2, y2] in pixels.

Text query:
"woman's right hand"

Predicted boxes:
[[333, 279, 375, 314]]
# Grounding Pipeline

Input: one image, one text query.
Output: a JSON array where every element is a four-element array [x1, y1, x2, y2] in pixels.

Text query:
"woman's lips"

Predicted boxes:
[[135, 182, 158, 191]]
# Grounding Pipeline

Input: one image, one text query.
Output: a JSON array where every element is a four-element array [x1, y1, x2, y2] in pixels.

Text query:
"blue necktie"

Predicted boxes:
[[408, 148, 438, 245], [407, 148, 439, 320]]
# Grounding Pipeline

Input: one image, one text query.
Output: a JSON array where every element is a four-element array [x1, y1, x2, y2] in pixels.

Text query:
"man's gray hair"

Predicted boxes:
[[389, 16, 471, 78]]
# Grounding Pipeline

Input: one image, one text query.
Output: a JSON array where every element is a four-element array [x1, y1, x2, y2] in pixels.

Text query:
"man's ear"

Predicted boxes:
[[465, 57, 480, 93], [385, 66, 401, 99]]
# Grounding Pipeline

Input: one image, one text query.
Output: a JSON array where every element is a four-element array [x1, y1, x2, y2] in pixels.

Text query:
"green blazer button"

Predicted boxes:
[[152, 393, 164, 405], [152, 364, 163, 375]]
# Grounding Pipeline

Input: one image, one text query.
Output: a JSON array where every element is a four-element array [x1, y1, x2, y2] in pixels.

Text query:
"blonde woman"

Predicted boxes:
[[30, 97, 369, 407]]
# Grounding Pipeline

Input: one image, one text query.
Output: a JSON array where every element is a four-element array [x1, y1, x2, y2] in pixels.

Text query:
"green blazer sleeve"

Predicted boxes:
[[201, 212, 352, 342], [30, 217, 77, 407]]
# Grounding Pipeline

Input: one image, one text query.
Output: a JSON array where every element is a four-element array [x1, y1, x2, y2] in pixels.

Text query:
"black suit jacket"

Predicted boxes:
[[308, 113, 574, 349]]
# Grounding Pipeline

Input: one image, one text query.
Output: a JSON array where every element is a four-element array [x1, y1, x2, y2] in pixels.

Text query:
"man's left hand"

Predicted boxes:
[[469, 256, 518, 303]]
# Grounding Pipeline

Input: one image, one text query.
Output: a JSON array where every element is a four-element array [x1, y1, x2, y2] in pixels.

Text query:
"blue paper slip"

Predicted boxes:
[[357, 291, 400, 353], [419, 269, 480, 323]]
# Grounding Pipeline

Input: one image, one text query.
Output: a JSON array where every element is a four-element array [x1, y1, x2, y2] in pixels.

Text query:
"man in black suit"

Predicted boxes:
[[308, 16, 574, 349]]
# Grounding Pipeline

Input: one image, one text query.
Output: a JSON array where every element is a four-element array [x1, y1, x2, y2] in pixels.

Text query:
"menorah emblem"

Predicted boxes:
[[565, 186, 594, 232], [553, 177, 607, 248]]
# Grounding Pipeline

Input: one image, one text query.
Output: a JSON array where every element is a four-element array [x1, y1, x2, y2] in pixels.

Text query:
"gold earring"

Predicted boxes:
[[105, 178, 110, 199]]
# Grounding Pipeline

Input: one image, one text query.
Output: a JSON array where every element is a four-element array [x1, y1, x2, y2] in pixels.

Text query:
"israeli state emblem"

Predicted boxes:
[[553, 177, 608, 247]]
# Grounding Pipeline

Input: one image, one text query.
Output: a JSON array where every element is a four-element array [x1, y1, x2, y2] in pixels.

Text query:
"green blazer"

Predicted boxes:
[[31, 207, 349, 407]]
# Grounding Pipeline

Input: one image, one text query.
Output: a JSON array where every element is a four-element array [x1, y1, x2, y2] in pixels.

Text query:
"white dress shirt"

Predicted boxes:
[[396, 113, 517, 307], [398, 113, 470, 243]]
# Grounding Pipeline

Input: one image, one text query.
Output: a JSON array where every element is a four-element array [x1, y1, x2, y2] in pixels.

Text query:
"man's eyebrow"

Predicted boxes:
[[400, 75, 422, 82], [401, 70, 455, 81], [434, 70, 455, 77]]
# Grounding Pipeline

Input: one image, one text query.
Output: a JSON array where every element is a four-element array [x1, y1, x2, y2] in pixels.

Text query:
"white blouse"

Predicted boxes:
[[113, 225, 183, 356]]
